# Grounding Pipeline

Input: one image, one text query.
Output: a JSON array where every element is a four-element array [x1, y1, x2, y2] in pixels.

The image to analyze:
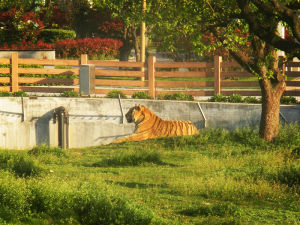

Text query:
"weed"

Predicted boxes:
[[132, 91, 152, 99], [208, 94, 228, 102], [106, 90, 127, 99], [12, 90, 28, 97], [92, 150, 165, 167], [280, 96, 297, 104], [0, 91, 12, 97], [157, 92, 194, 101], [227, 94, 243, 103], [28, 144, 65, 157], [60, 90, 78, 97], [243, 96, 261, 104]]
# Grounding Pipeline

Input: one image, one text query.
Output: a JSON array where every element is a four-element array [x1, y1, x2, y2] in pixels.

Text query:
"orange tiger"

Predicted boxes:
[[113, 105, 199, 143]]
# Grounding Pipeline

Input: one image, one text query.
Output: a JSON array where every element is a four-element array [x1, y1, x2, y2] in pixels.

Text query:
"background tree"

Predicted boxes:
[[147, 0, 298, 141]]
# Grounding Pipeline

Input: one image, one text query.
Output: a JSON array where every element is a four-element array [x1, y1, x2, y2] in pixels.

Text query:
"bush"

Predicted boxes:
[[227, 94, 243, 103], [12, 90, 28, 97], [106, 90, 127, 99], [131, 91, 152, 99], [0, 91, 12, 97], [0, 172, 31, 221], [157, 92, 194, 101], [55, 37, 123, 59], [0, 152, 42, 177], [28, 144, 65, 157], [60, 90, 78, 97], [92, 150, 165, 167], [243, 96, 261, 104], [280, 96, 297, 104], [39, 29, 76, 43], [208, 94, 228, 102]]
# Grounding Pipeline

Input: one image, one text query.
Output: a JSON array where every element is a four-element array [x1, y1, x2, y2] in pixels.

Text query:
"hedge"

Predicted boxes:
[[38, 29, 76, 43]]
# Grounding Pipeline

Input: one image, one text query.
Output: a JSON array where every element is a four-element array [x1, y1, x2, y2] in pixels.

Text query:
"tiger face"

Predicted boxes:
[[125, 105, 144, 124]]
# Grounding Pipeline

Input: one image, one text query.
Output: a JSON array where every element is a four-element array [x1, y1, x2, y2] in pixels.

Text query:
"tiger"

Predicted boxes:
[[113, 104, 199, 143]]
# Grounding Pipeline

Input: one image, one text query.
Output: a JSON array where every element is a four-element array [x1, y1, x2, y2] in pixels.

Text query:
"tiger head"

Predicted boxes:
[[125, 105, 146, 124]]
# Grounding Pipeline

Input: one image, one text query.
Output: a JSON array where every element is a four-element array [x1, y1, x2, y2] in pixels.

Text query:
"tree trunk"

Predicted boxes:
[[119, 45, 132, 61], [259, 77, 286, 141]]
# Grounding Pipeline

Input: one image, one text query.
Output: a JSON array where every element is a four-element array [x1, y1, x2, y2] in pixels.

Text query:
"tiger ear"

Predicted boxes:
[[134, 105, 141, 111]]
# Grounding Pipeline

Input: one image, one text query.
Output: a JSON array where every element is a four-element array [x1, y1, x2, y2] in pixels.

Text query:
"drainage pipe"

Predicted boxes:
[[53, 106, 69, 149]]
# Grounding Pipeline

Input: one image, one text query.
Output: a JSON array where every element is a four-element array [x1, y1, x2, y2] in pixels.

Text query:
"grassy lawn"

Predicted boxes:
[[0, 125, 299, 225]]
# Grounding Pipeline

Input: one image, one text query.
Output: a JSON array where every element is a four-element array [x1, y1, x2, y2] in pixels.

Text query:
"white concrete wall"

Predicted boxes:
[[0, 97, 299, 150]]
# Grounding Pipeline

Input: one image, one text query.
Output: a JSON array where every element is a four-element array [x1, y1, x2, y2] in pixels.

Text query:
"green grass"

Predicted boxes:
[[0, 124, 299, 224]]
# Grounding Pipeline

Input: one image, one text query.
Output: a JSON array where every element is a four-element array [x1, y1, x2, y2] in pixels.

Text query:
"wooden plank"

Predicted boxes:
[[156, 71, 213, 78], [0, 58, 10, 64], [19, 77, 79, 85], [155, 62, 213, 68], [0, 86, 10, 91], [88, 60, 145, 68], [148, 56, 156, 98], [20, 86, 79, 93], [156, 81, 214, 88], [95, 79, 147, 87], [222, 71, 253, 77], [95, 70, 145, 77], [284, 90, 300, 96], [222, 81, 259, 87], [0, 68, 10, 74], [286, 62, 300, 67], [18, 58, 80, 66], [18, 68, 79, 75], [221, 61, 240, 67], [156, 89, 214, 96], [0, 77, 10, 83], [222, 90, 261, 96], [286, 81, 300, 86], [214, 56, 222, 95], [286, 71, 300, 77], [11, 52, 18, 92]]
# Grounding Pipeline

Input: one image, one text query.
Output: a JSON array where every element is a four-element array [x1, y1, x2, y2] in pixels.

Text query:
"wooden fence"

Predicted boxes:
[[0, 53, 299, 98]]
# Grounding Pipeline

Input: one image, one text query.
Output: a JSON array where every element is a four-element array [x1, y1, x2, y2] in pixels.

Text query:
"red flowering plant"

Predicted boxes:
[[55, 37, 123, 59], [0, 8, 44, 45]]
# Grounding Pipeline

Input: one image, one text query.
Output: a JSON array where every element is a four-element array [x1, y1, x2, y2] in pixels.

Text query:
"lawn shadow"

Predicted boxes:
[[105, 180, 168, 189]]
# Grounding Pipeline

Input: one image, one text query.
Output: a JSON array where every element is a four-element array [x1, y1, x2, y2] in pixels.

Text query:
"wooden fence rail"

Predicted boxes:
[[0, 53, 299, 98]]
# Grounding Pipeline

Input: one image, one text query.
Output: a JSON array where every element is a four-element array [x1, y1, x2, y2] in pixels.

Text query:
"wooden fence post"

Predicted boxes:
[[148, 56, 156, 99], [81, 54, 88, 65], [214, 55, 222, 95], [11, 52, 19, 93]]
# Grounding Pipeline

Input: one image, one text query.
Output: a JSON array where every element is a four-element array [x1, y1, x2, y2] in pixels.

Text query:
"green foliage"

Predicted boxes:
[[12, 91, 28, 97], [131, 91, 152, 99], [208, 94, 297, 105], [93, 150, 165, 167], [226, 94, 243, 103], [106, 90, 127, 99], [243, 96, 261, 104], [0, 91, 12, 97], [28, 144, 65, 157], [0, 152, 42, 177], [38, 29, 76, 43], [60, 90, 79, 97], [157, 92, 194, 101], [208, 94, 228, 102], [0, 124, 299, 224], [280, 96, 297, 104], [0, 171, 31, 221]]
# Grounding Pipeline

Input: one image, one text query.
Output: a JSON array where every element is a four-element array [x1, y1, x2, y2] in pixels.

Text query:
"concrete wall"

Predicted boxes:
[[0, 50, 55, 59], [0, 97, 299, 150]]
